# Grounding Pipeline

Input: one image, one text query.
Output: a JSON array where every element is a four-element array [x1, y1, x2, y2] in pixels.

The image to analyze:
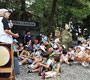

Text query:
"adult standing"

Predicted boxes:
[[61, 23, 72, 49], [55, 27, 61, 38], [0, 9, 19, 77], [0, 9, 19, 43]]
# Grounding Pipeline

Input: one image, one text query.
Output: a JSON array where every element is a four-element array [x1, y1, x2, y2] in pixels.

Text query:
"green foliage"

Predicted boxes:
[[27, 0, 53, 33], [0, 0, 21, 10], [27, 0, 90, 36], [0, 0, 90, 37]]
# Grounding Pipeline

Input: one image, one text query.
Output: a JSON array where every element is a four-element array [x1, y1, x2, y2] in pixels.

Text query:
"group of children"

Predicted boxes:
[[13, 31, 90, 79]]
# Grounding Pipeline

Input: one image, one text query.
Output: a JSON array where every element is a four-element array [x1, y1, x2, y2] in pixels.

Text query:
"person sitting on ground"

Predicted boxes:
[[68, 46, 75, 62], [28, 49, 43, 69], [19, 45, 30, 65], [73, 46, 85, 64], [18, 42, 24, 54], [82, 47, 90, 67], [82, 40, 88, 48], [27, 53, 53, 76], [54, 36, 61, 46], [27, 40, 33, 50], [41, 33, 48, 46], [13, 39, 19, 58], [60, 50, 71, 65], [48, 47, 54, 58], [53, 44, 58, 52], [33, 40, 40, 51], [55, 45, 64, 56], [48, 33, 53, 42], [42, 56, 61, 79], [39, 41, 46, 52]]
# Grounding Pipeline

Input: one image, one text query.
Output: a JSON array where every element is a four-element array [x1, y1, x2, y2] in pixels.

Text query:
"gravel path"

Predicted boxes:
[[16, 63, 90, 80]]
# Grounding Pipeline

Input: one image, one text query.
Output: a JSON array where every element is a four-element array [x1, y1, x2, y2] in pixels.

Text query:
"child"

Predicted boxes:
[[28, 49, 43, 69], [68, 46, 75, 62], [27, 53, 53, 76], [73, 46, 85, 63], [55, 45, 64, 56], [60, 50, 71, 65], [42, 56, 61, 79], [18, 45, 30, 65], [33, 40, 40, 51], [13, 39, 19, 58], [82, 47, 90, 67], [18, 42, 24, 54]]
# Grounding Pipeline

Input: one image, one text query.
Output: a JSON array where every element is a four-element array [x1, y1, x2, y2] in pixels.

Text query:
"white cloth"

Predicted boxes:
[[61, 54, 68, 61], [54, 38, 59, 43], [45, 71, 56, 77], [0, 17, 13, 43], [68, 50, 75, 60]]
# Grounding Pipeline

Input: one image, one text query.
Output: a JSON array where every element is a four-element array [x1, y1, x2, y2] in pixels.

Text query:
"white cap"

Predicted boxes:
[[0, 9, 8, 15], [76, 46, 82, 50]]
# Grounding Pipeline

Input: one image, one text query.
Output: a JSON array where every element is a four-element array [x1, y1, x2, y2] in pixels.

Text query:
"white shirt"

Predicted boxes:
[[0, 17, 13, 43], [54, 38, 59, 43]]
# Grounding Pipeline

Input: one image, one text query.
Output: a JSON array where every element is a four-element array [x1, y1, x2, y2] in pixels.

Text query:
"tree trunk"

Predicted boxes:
[[21, 0, 25, 20], [49, 0, 57, 33]]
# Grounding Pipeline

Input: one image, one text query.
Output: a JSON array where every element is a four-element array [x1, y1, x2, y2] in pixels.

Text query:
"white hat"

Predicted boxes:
[[76, 46, 82, 49], [0, 9, 8, 15]]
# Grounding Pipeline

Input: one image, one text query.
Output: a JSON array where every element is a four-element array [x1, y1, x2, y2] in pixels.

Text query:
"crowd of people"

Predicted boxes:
[[13, 27, 90, 79], [0, 8, 89, 79]]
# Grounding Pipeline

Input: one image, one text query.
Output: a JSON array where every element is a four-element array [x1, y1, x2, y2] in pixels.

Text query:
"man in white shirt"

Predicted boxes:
[[0, 9, 19, 77], [0, 9, 19, 43]]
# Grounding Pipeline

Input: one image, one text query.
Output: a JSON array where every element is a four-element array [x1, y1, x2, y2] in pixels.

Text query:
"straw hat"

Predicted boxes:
[[0, 46, 10, 66]]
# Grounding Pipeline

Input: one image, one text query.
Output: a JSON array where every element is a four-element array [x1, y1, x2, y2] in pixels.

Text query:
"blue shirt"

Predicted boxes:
[[24, 34, 31, 44], [42, 36, 48, 43]]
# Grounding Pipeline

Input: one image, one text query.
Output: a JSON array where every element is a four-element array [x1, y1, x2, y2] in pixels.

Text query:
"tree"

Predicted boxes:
[[49, 0, 58, 32], [28, 0, 90, 35], [0, 0, 90, 37]]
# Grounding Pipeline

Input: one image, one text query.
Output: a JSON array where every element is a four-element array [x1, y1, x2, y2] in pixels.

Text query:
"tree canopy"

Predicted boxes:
[[0, 0, 90, 38]]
